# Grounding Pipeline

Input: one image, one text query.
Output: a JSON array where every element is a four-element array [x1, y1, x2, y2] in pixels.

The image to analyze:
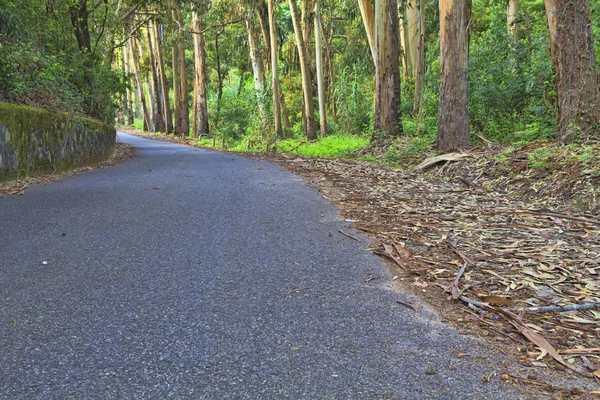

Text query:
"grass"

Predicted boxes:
[[273, 135, 369, 158]]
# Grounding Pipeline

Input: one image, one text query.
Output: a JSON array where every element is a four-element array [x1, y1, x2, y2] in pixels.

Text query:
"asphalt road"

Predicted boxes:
[[0, 133, 522, 398]]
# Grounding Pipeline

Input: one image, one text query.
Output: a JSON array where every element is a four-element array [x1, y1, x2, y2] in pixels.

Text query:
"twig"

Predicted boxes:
[[445, 247, 471, 299], [285, 287, 310, 295], [513, 209, 600, 226], [338, 229, 359, 241], [396, 300, 420, 312], [506, 303, 598, 313]]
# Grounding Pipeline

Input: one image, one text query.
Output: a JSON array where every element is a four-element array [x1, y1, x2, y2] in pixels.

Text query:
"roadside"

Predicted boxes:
[[119, 126, 600, 396], [0, 141, 136, 197]]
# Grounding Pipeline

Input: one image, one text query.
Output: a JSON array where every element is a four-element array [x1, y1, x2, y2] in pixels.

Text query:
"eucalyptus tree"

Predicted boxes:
[[437, 0, 472, 152], [289, 0, 317, 140], [544, 0, 599, 142]]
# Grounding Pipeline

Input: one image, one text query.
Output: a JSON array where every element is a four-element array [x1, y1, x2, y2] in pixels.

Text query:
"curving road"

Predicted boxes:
[[0, 133, 521, 398]]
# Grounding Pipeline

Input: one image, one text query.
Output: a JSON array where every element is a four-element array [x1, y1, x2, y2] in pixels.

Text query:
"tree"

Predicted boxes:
[[412, 0, 425, 132], [507, 0, 519, 37], [437, 0, 472, 152], [245, 12, 267, 122], [192, 4, 209, 137], [267, 0, 283, 139], [172, 1, 190, 137], [544, 0, 600, 142], [289, 0, 317, 140], [400, 0, 418, 78], [314, 0, 327, 137], [373, 0, 402, 137]]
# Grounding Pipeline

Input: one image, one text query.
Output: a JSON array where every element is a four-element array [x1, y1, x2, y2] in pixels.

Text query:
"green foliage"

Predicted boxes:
[[274, 135, 369, 158], [0, 0, 124, 123], [468, 2, 555, 143]]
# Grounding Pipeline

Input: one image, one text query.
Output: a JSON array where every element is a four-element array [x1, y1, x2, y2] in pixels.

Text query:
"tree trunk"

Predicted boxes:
[[301, 0, 314, 65], [172, 1, 190, 137], [246, 15, 267, 122], [437, 0, 472, 152], [507, 0, 520, 37], [267, 0, 283, 139], [400, 0, 418, 78], [129, 35, 152, 132], [544, 0, 599, 142], [69, 0, 91, 53], [289, 0, 317, 140], [146, 23, 166, 132], [413, 0, 425, 124], [373, 0, 402, 137], [192, 7, 209, 137], [153, 22, 173, 133], [257, 0, 272, 71], [315, 0, 327, 137], [214, 28, 225, 131], [357, 0, 376, 64], [123, 45, 135, 125]]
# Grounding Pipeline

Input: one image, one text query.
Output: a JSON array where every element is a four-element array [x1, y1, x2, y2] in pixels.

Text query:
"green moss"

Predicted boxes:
[[0, 102, 115, 182]]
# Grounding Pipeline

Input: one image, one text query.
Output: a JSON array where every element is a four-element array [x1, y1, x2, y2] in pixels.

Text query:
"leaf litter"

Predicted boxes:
[[253, 147, 600, 384]]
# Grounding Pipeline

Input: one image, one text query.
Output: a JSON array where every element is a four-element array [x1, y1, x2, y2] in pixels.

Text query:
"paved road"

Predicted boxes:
[[0, 133, 521, 398]]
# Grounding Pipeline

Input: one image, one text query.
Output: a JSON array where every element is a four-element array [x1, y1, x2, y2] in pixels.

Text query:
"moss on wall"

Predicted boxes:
[[0, 102, 116, 182]]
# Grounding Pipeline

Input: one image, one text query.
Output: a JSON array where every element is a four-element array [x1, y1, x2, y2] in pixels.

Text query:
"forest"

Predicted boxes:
[[0, 0, 599, 157]]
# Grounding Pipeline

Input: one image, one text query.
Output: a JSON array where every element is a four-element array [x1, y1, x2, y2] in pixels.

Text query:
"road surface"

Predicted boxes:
[[0, 133, 521, 398]]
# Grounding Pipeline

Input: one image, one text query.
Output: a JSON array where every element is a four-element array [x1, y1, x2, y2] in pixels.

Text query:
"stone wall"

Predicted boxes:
[[0, 102, 116, 182]]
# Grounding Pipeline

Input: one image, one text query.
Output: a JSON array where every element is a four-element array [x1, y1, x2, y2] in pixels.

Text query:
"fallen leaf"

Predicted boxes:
[[479, 295, 513, 306]]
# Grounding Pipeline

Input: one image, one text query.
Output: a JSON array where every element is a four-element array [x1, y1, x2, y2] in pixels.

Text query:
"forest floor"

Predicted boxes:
[[119, 127, 600, 396], [0, 142, 136, 197]]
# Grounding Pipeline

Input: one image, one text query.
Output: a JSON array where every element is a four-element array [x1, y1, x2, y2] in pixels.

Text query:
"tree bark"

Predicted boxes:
[[246, 15, 267, 122], [192, 6, 209, 137], [437, 0, 472, 152], [315, 0, 327, 137], [357, 0, 376, 64], [373, 0, 402, 137], [172, 1, 190, 137], [267, 0, 283, 139], [257, 0, 272, 70], [301, 0, 314, 65], [544, 0, 600, 142], [123, 45, 135, 125], [400, 0, 418, 78], [146, 23, 166, 132], [413, 0, 425, 123], [69, 0, 91, 53], [289, 0, 317, 140], [129, 35, 152, 132], [507, 0, 520, 37], [153, 22, 173, 133]]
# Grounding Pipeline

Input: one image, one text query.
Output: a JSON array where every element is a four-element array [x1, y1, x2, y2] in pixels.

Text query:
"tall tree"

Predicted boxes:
[[412, 0, 425, 132], [245, 13, 267, 122], [373, 0, 402, 136], [172, 1, 190, 137], [437, 0, 472, 152], [152, 20, 173, 133], [507, 0, 519, 37], [314, 0, 327, 137], [544, 0, 600, 142], [146, 23, 166, 132], [357, 0, 376, 64], [267, 0, 283, 139], [192, 4, 209, 137], [289, 0, 317, 140], [129, 33, 152, 132], [400, 0, 418, 78]]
